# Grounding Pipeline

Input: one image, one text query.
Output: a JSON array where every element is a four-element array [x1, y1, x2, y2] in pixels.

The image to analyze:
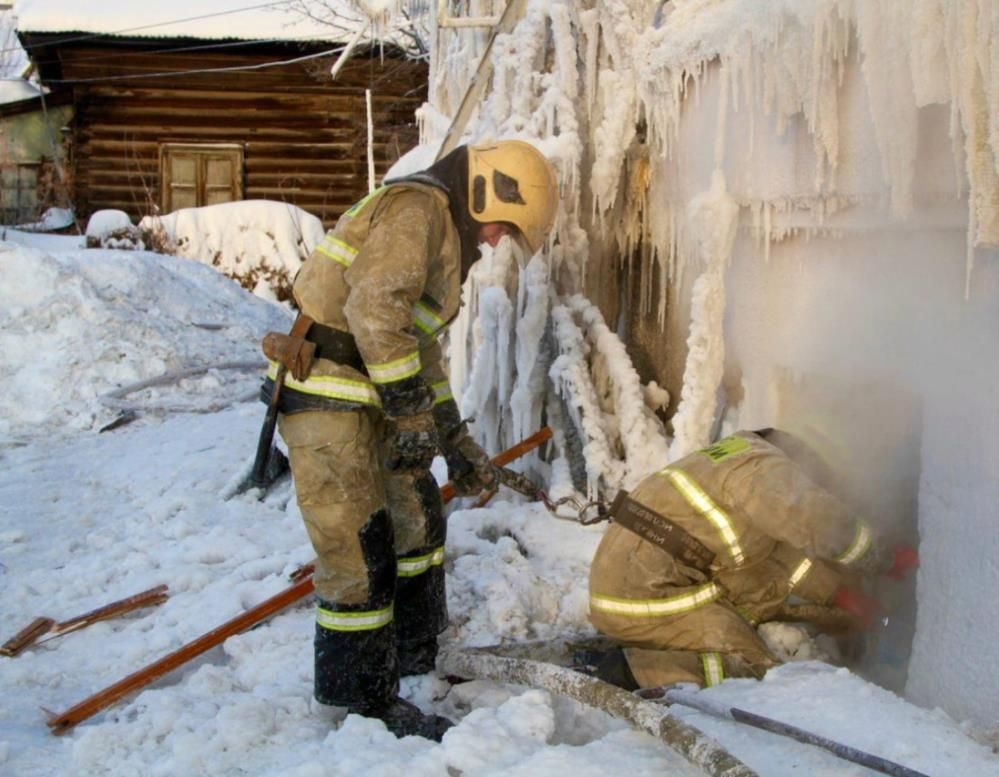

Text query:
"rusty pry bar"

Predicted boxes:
[[1, 617, 56, 657], [2, 585, 169, 657], [36, 585, 169, 647]]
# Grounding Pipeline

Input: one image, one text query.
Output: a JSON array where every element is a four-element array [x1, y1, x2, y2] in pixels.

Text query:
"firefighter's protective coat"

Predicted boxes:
[[588, 430, 881, 688]]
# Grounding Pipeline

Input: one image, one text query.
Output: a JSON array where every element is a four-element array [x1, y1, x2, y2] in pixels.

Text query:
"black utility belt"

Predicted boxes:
[[609, 490, 716, 571], [306, 321, 366, 373]]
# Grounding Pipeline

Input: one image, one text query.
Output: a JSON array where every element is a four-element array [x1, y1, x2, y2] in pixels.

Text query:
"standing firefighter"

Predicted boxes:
[[262, 141, 558, 739], [587, 429, 918, 690]]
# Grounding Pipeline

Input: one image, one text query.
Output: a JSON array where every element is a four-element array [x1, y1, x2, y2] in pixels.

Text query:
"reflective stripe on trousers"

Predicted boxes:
[[589, 582, 722, 617], [701, 652, 725, 686], [316, 603, 393, 632], [397, 546, 445, 578]]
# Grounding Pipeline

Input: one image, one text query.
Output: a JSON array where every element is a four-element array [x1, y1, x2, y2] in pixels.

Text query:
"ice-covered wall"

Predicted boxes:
[[414, 0, 999, 723], [643, 6, 999, 726]]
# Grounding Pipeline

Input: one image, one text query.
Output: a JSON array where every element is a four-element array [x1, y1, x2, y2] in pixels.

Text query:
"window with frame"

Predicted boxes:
[[159, 144, 244, 213]]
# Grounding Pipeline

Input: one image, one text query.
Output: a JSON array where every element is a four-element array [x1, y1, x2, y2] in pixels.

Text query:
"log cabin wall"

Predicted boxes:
[[20, 37, 427, 228]]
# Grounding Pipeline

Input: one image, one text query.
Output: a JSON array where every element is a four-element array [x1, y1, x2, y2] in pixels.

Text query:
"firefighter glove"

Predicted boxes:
[[444, 430, 498, 496], [432, 399, 498, 496], [377, 376, 439, 471], [886, 544, 919, 581], [384, 411, 439, 471], [833, 586, 881, 631]]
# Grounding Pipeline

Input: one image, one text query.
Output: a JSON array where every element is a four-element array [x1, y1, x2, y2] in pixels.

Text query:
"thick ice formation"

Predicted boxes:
[[418, 0, 999, 495]]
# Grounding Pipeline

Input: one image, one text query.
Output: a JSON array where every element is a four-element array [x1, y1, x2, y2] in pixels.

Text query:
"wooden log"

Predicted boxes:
[[439, 645, 759, 777]]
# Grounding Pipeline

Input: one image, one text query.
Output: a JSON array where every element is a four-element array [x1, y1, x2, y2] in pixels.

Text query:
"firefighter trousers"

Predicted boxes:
[[590, 599, 778, 688], [279, 408, 447, 709]]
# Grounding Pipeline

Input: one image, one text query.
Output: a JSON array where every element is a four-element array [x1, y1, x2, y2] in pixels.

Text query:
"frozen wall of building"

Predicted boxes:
[[659, 53, 999, 726], [411, 0, 999, 726]]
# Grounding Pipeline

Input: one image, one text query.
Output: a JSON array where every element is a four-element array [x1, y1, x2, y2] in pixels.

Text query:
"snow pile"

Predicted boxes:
[[18, 0, 367, 44], [85, 210, 132, 240], [0, 233, 289, 443], [1, 231, 997, 776], [139, 200, 324, 302], [85, 210, 144, 251], [16, 207, 75, 233]]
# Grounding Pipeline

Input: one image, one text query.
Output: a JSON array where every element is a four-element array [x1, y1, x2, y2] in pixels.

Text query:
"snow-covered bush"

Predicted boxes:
[[138, 200, 325, 302], [85, 209, 144, 250]]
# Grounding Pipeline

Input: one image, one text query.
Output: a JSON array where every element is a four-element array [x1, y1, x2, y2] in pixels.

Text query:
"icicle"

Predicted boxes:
[[668, 168, 739, 461], [548, 303, 628, 498], [566, 294, 670, 484]]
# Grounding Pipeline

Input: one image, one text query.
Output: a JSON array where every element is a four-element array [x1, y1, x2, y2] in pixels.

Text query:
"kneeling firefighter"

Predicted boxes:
[[587, 429, 919, 690], [261, 141, 558, 739]]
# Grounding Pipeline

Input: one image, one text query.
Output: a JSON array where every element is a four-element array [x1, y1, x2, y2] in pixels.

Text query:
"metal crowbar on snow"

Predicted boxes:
[[640, 686, 930, 777]]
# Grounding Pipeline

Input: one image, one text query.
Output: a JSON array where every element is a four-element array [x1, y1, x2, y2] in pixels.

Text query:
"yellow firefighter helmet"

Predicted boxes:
[[466, 140, 558, 254]]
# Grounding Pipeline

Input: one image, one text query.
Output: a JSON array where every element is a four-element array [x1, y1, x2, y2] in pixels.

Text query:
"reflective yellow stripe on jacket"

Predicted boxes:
[[431, 380, 453, 405], [836, 522, 873, 565], [316, 234, 358, 268], [367, 352, 422, 384], [660, 468, 746, 566], [267, 362, 380, 405], [590, 582, 721, 617], [788, 558, 813, 589], [413, 300, 446, 338], [397, 547, 445, 578], [316, 604, 393, 632]]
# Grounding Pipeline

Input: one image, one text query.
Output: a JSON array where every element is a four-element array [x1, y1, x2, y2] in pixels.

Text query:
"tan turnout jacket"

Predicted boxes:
[[589, 431, 879, 686], [272, 182, 462, 406]]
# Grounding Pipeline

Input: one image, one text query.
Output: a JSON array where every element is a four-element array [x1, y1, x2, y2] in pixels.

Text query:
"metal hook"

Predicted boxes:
[[539, 492, 610, 525]]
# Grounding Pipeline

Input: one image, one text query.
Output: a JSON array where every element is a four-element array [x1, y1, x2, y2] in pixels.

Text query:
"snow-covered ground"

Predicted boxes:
[[1, 230, 997, 776]]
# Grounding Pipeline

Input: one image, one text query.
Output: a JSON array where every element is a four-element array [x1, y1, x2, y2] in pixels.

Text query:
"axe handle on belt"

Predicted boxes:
[[249, 314, 313, 489]]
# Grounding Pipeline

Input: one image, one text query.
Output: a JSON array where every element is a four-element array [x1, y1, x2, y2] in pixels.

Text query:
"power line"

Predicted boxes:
[[42, 44, 347, 84], [13, 32, 360, 74]]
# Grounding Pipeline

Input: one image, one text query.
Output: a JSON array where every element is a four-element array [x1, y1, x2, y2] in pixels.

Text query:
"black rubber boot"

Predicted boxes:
[[313, 605, 398, 707], [571, 645, 640, 691], [395, 471, 448, 675], [313, 508, 399, 708], [399, 635, 439, 676], [366, 697, 454, 741]]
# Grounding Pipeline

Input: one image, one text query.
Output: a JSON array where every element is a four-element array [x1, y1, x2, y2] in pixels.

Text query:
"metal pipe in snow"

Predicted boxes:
[[663, 689, 931, 777]]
